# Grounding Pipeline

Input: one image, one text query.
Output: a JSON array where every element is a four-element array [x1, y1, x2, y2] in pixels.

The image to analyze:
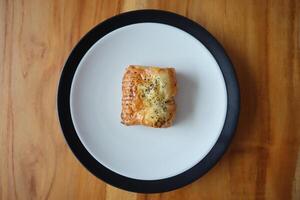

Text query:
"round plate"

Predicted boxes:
[[57, 10, 240, 193]]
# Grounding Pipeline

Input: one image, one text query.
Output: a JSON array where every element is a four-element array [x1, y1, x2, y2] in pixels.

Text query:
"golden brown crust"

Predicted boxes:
[[121, 65, 177, 128]]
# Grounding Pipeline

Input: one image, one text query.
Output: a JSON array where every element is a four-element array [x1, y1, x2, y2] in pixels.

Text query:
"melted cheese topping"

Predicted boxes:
[[137, 73, 170, 126]]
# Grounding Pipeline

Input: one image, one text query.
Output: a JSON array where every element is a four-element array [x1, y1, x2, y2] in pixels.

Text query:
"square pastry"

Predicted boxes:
[[121, 65, 177, 128]]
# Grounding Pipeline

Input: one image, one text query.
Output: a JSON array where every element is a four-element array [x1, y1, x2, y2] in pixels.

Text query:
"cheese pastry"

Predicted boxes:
[[121, 65, 177, 128]]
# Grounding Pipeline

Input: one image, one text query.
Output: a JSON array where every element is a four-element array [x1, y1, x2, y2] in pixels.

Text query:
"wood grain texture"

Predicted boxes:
[[0, 0, 299, 199]]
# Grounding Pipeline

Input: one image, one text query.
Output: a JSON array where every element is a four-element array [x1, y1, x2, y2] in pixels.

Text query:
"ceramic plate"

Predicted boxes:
[[57, 10, 240, 193]]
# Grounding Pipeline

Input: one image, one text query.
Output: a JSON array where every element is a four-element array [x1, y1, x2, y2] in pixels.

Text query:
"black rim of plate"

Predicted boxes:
[[57, 9, 240, 193]]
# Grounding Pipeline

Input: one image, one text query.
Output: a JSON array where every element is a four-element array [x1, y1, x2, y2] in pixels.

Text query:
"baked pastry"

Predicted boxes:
[[121, 65, 177, 128]]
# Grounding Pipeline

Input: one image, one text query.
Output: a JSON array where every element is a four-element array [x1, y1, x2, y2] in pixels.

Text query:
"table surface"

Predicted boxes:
[[1, 0, 299, 199]]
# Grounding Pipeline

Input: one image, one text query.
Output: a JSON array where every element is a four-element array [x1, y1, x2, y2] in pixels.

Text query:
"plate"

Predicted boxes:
[[57, 10, 240, 193]]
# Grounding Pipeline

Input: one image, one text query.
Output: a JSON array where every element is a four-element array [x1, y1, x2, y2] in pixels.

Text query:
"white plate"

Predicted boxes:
[[70, 23, 227, 180], [58, 10, 239, 193]]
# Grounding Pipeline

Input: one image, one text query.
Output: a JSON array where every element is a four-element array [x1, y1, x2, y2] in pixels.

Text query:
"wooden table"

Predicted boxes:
[[1, 0, 299, 199]]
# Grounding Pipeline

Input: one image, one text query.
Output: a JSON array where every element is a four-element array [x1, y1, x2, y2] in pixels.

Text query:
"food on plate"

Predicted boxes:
[[121, 65, 177, 128]]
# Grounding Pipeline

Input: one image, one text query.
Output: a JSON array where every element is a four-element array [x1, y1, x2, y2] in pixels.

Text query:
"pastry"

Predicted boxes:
[[121, 65, 177, 128]]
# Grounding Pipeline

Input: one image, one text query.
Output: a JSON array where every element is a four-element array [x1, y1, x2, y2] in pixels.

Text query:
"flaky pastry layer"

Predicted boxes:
[[121, 65, 177, 128]]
